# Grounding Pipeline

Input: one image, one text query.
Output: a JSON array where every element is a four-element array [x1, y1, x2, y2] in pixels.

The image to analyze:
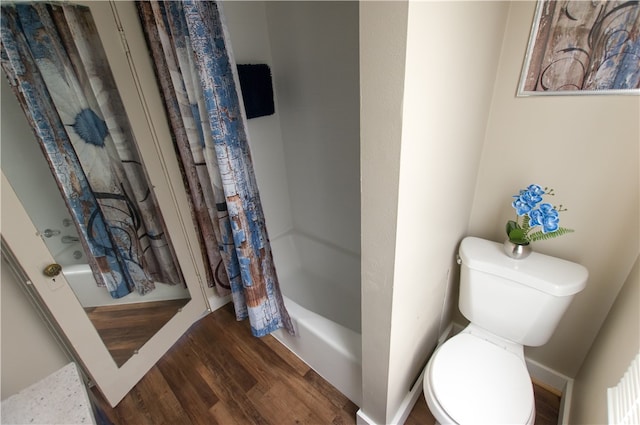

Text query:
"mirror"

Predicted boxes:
[[1, 74, 191, 367], [0, 1, 194, 367], [1, 1, 217, 406]]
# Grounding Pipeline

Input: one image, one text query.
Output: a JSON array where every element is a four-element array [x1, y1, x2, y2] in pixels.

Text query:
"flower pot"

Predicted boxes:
[[503, 239, 532, 260]]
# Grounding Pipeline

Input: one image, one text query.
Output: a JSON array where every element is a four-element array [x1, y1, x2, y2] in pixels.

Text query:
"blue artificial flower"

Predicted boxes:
[[528, 203, 559, 233], [512, 185, 544, 216], [521, 188, 543, 207], [526, 184, 545, 197], [542, 214, 560, 233], [539, 203, 558, 218], [512, 196, 533, 216], [528, 208, 544, 226]]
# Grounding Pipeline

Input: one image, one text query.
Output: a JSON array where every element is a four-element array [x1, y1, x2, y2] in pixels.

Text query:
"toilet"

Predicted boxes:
[[424, 237, 588, 424]]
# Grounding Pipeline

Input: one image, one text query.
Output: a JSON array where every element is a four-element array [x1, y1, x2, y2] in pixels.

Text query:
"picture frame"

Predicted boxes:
[[518, 0, 640, 96]]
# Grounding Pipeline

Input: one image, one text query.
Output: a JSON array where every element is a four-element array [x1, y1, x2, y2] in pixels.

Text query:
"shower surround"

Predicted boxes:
[[222, 0, 361, 404]]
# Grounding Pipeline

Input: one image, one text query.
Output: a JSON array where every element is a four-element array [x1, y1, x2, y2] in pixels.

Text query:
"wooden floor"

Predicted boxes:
[[85, 298, 189, 367], [92, 304, 559, 424]]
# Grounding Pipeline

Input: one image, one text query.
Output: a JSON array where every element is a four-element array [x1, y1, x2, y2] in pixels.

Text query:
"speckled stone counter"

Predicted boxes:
[[1, 362, 96, 425]]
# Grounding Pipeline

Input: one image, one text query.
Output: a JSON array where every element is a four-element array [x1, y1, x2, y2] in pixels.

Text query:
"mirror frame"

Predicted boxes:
[[0, 0, 227, 406], [2, 175, 208, 406]]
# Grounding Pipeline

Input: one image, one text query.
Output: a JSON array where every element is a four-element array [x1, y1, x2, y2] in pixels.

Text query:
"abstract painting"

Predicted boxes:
[[519, 1, 640, 95]]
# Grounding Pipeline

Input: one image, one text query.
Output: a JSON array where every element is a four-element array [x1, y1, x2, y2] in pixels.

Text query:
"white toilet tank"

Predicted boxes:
[[458, 237, 588, 347]]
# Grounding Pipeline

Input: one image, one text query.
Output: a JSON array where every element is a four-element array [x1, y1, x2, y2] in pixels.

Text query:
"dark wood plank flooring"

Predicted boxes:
[[85, 298, 189, 367], [92, 304, 559, 424], [532, 382, 562, 425]]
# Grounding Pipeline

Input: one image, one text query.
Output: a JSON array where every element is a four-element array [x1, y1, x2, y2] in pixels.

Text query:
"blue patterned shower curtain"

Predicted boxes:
[[0, 3, 182, 298], [137, 0, 293, 336]]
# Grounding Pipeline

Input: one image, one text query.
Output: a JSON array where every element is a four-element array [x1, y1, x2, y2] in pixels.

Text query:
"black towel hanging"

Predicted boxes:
[[236, 64, 275, 119]]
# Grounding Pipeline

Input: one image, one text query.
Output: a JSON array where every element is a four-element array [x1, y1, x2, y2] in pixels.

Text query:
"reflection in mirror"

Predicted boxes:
[[0, 3, 190, 368], [65, 265, 189, 367]]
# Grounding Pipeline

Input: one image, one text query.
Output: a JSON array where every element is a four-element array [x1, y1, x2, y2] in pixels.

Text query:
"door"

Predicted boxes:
[[1, 1, 216, 407]]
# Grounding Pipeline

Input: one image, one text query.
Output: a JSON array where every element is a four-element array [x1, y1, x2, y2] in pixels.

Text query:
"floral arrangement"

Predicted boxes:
[[506, 184, 574, 245]]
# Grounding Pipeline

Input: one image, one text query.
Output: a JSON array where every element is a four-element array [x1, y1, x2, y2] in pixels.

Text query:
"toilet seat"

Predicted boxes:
[[427, 332, 534, 424]]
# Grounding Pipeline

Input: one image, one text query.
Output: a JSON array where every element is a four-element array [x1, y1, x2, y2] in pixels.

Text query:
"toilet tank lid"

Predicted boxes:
[[459, 237, 588, 297]]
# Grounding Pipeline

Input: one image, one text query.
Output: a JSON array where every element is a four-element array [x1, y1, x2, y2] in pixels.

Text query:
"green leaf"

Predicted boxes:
[[508, 228, 528, 244], [505, 220, 520, 236], [528, 227, 575, 242]]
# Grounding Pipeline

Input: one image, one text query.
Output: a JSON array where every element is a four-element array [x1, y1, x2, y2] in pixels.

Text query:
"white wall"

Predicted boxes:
[[360, 2, 509, 422], [468, 1, 640, 377], [265, 2, 361, 255], [570, 256, 639, 424], [390, 1, 510, 419], [1, 257, 69, 399], [360, 1, 407, 422]]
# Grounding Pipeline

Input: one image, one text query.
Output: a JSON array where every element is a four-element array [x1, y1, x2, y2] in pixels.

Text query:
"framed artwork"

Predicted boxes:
[[518, 1, 640, 96]]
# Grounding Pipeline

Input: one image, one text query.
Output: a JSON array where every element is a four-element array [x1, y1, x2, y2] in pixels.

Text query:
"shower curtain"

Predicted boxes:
[[137, 0, 294, 336], [0, 3, 182, 298]]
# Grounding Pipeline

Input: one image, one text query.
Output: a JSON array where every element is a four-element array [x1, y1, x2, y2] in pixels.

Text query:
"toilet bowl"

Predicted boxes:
[[423, 326, 535, 425], [421, 237, 588, 425]]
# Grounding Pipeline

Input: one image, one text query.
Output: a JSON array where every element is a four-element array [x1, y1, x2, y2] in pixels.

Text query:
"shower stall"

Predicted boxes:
[[222, 1, 362, 404]]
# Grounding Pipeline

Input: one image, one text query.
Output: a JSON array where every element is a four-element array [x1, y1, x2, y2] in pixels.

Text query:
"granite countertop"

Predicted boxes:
[[1, 362, 96, 425]]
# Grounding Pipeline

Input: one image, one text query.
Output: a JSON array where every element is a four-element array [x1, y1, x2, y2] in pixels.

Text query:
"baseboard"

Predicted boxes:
[[525, 357, 574, 425], [356, 324, 452, 425], [558, 379, 573, 425], [356, 408, 376, 425], [525, 357, 570, 393], [355, 368, 427, 425], [207, 294, 231, 313], [391, 367, 427, 424]]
